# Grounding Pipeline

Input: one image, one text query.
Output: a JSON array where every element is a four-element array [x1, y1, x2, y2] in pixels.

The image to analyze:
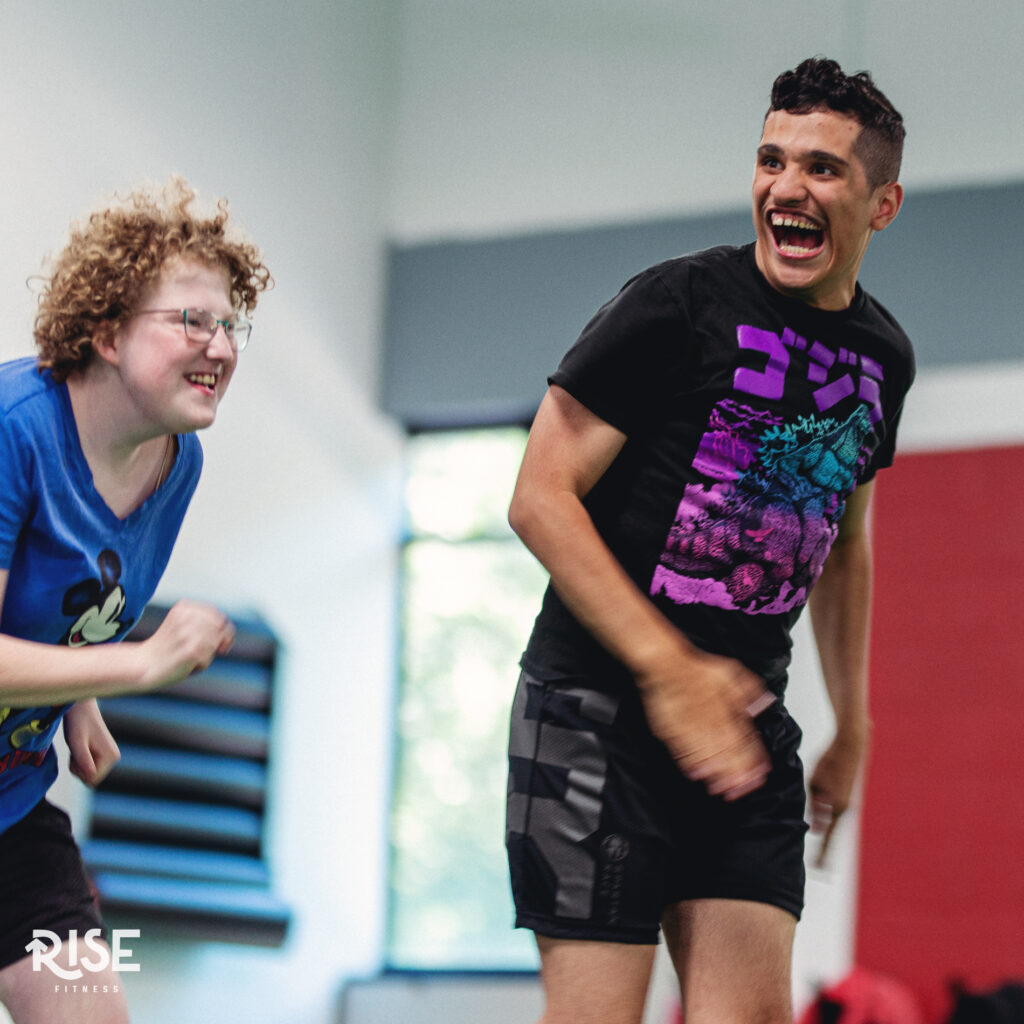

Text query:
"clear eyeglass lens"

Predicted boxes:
[[232, 320, 252, 351], [183, 310, 214, 343], [183, 309, 250, 351]]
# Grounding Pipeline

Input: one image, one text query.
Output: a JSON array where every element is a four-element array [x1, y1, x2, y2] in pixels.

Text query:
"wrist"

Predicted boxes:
[[116, 641, 153, 695], [628, 631, 701, 691], [833, 713, 872, 747]]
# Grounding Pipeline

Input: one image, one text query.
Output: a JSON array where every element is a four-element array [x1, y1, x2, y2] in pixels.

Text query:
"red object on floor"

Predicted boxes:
[[796, 966, 925, 1024]]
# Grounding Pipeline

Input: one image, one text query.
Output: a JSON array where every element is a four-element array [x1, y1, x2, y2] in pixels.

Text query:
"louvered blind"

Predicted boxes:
[[81, 604, 290, 946]]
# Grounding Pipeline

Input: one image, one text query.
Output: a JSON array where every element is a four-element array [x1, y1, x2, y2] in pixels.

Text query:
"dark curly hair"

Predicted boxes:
[[34, 178, 272, 382], [767, 57, 905, 191]]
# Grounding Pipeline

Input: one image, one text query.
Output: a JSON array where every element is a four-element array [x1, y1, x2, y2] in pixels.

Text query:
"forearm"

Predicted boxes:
[[510, 486, 696, 682], [0, 633, 147, 707], [512, 475, 773, 800], [0, 598, 232, 709], [807, 521, 875, 852], [509, 386, 698, 683], [809, 528, 873, 737], [509, 386, 771, 800], [64, 697, 121, 787]]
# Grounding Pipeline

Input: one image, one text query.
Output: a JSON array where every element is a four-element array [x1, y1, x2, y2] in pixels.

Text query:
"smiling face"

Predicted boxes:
[[107, 258, 237, 437], [752, 108, 902, 310]]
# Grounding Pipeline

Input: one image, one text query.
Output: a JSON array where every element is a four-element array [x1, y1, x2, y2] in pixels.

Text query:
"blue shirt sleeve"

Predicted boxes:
[[0, 409, 33, 570]]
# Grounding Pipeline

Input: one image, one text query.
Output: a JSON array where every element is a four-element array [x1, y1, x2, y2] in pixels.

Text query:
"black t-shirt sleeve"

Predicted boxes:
[[548, 267, 697, 436], [856, 319, 916, 483], [861, 392, 908, 482]]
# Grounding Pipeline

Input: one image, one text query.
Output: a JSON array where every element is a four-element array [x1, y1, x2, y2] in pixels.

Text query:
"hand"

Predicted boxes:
[[808, 726, 869, 867], [637, 645, 774, 801], [63, 699, 120, 787], [138, 600, 235, 691]]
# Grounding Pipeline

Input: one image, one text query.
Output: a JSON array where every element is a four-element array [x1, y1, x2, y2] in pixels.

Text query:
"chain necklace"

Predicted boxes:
[[152, 434, 174, 494]]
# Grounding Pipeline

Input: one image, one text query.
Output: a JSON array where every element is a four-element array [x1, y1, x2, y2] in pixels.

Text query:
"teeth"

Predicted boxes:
[[187, 373, 217, 387], [770, 212, 821, 231]]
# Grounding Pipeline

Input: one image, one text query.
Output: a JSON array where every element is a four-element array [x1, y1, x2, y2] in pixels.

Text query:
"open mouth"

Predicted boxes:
[[769, 212, 824, 257], [186, 372, 218, 393]]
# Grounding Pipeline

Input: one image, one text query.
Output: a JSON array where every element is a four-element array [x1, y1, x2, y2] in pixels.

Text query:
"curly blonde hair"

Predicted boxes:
[[34, 178, 272, 382]]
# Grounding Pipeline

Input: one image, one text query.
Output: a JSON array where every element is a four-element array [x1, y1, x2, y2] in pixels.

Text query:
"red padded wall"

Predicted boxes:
[[857, 444, 1024, 1023]]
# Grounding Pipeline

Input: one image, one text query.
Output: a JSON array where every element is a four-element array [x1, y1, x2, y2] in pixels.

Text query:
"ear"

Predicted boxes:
[[91, 319, 121, 368], [870, 181, 904, 232]]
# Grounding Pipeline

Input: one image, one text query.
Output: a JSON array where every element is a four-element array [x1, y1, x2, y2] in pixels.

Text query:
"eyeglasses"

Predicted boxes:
[[133, 308, 252, 352]]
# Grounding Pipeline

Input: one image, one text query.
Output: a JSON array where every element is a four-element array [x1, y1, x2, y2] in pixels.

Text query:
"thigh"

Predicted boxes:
[[0, 800, 105, 971], [536, 934, 656, 1024], [662, 898, 796, 1024], [666, 704, 809, 919], [506, 670, 674, 944], [0, 942, 130, 1024]]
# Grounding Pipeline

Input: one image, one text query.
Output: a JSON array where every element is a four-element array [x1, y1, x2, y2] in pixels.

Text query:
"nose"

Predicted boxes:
[[204, 323, 236, 361], [770, 164, 807, 205]]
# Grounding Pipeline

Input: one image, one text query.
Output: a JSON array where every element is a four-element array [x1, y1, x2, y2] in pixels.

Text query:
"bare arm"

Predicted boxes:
[[509, 385, 773, 800], [63, 698, 121, 786], [807, 480, 875, 863], [0, 569, 235, 707]]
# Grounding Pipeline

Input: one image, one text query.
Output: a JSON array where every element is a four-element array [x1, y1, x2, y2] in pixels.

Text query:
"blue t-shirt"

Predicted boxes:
[[0, 357, 202, 832]]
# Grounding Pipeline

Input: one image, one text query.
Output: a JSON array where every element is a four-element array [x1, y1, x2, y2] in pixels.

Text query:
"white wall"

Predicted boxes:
[[0, 3, 402, 1022], [386, 0, 1024, 242]]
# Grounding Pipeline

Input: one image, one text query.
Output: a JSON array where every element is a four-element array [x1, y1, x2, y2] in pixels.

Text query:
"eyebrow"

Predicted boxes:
[[757, 143, 850, 168]]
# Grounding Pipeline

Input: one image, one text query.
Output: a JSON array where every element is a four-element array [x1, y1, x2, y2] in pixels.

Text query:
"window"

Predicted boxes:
[[82, 606, 290, 947], [388, 427, 547, 970]]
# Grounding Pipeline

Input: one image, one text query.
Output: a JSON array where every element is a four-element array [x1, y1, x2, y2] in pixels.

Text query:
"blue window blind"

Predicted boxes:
[[81, 604, 290, 947]]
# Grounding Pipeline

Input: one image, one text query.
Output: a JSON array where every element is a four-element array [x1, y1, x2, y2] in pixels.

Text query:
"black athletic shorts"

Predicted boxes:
[[0, 799, 105, 970], [506, 668, 808, 945]]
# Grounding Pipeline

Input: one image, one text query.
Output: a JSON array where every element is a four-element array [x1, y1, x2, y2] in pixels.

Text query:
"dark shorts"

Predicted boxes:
[[506, 669, 809, 945], [0, 799, 105, 970]]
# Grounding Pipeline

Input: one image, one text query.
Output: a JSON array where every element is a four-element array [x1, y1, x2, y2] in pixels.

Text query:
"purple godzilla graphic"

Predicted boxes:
[[650, 399, 873, 615]]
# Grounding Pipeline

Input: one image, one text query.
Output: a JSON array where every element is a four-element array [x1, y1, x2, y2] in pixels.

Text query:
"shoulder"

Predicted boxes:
[[640, 243, 754, 291], [855, 289, 916, 372], [597, 244, 754, 324], [858, 289, 912, 340], [630, 244, 760, 321], [0, 359, 64, 450], [0, 358, 57, 418], [175, 432, 205, 480]]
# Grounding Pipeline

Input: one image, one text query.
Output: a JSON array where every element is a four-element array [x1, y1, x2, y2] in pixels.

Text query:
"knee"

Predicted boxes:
[[753, 1003, 793, 1024], [681, 992, 792, 1024]]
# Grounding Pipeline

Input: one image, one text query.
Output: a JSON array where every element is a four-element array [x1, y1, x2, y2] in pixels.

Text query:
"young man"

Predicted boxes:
[[506, 58, 913, 1023], [0, 179, 270, 1023]]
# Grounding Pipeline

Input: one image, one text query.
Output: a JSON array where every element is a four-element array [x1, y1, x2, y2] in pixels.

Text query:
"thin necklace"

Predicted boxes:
[[152, 435, 174, 494]]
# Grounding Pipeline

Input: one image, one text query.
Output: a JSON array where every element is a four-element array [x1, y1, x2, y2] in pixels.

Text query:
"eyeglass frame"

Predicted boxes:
[[131, 307, 252, 352]]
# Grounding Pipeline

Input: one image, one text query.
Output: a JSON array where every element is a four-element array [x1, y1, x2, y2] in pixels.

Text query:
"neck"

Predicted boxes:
[[65, 369, 174, 518]]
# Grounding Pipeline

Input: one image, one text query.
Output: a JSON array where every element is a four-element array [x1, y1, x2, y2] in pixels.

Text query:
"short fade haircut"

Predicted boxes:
[[34, 178, 272, 383], [767, 57, 906, 191]]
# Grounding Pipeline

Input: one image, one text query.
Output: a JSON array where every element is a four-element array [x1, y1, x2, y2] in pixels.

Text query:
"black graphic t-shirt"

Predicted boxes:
[[521, 243, 915, 695]]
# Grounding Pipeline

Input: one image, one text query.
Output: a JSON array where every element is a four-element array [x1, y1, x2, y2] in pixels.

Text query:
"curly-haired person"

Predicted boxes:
[[0, 179, 271, 1024], [506, 58, 913, 1023]]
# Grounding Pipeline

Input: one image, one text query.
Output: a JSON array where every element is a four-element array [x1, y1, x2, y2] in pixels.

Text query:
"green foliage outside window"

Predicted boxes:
[[389, 427, 547, 970]]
